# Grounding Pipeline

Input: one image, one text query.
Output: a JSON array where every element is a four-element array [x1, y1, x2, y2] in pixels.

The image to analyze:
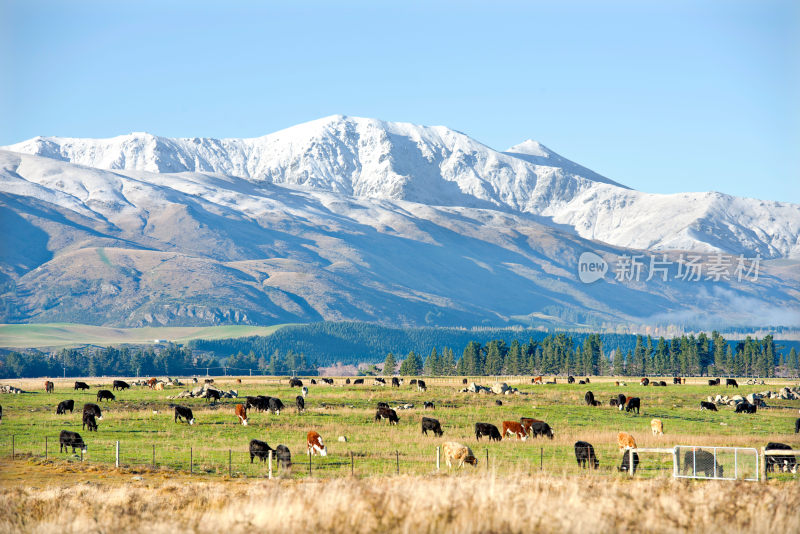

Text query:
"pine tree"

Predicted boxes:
[[384, 353, 397, 376], [484, 341, 503, 376]]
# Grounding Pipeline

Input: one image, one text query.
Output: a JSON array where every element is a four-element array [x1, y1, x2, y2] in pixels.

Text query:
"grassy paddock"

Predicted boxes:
[[0, 323, 289, 349], [0, 376, 798, 480], [1, 462, 799, 534]]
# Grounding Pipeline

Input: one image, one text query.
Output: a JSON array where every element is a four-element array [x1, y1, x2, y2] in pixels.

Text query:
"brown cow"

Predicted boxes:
[[235, 404, 248, 426], [44, 381, 54, 393], [147, 378, 158, 389], [502, 421, 528, 441], [307, 431, 327, 456], [532, 376, 543, 384], [618, 432, 637, 450]]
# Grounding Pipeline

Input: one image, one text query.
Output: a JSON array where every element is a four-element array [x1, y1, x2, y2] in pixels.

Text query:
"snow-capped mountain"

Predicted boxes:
[[7, 115, 799, 259]]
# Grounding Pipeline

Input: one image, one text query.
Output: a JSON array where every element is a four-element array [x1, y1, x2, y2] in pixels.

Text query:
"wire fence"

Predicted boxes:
[[2, 433, 689, 480]]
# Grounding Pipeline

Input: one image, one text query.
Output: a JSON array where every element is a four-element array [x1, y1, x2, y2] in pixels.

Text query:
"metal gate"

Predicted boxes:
[[673, 446, 759, 481]]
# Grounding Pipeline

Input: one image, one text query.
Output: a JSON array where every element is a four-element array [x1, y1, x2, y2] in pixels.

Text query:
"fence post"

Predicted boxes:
[[351, 451, 354, 476], [436, 447, 440, 471], [396, 450, 399, 475], [308, 452, 312, 477], [115, 441, 120, 468], [628, 448, 635, 477], [760, 447, 766, 482], [190, 447, 193, 474], [268, 449, 273, 480], [229, 449, 232, 478]]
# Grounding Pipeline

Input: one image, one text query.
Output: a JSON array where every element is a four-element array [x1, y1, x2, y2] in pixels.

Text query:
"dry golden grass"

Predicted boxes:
[[2, 467, 799, 534]]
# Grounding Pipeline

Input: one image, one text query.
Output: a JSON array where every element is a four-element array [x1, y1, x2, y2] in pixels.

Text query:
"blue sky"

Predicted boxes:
[[1, 1, 798, 202]]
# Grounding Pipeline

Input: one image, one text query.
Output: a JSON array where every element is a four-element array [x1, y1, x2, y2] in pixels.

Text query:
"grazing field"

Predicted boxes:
[[0, 376, 798, 481], [2, 461, 799, 534], [0, 323, 289, 349]]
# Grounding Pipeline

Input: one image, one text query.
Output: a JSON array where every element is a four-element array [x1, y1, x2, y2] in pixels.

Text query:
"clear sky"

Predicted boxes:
[[1, 0, 798, 202]]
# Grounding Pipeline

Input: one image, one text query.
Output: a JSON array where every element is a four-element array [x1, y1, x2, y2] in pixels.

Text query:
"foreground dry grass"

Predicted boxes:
[[2, 461, 799, 534]]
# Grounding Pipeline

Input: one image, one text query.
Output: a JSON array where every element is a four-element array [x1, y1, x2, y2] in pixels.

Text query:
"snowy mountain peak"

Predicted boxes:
[[506, 139, 549, 157]]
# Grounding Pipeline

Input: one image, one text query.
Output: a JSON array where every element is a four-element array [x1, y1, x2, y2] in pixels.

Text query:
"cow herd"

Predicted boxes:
[[2, 376, 797, 477]]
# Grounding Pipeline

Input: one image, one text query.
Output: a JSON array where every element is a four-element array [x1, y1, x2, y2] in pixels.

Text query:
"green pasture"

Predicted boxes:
[[0, 377, 798, 480], [0, 323, 290, 349]]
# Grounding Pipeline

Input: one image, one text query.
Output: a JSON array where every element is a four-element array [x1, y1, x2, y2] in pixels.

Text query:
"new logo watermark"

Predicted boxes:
[[577, 252, 761, 284], [578, 252, 608, 283]]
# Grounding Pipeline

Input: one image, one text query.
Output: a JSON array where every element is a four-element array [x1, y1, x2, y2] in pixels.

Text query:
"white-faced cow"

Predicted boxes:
[[307, 431, 327, 456], [235, 403, 248, 425], [417, 380, 427, 392], [59, 430, 87, 453], [174, 405, 195, 425], [502, 421, 527, 441]]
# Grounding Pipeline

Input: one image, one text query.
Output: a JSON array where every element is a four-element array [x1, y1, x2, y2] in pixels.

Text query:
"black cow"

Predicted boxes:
[[584, 377, 590, 384], [726, 378, 738, 388], [673, 377, 682, 385], [74, 381, 90, 391], [375, 406, 399, 425], [59, 430, 87, 453], [495, 400, 503, 406], [610, 398, 620, 407], [421, 417, 444, 436], [617, 393, 627, 407], [353, 378, 364, 385], [174, 405, 195, 424], [249, 439, 273, 463], [735, 402, 757, 414], [462, 378, 468, 385], [377, 402, 390, 410], [765, 442, 797, 473], [276, 444, 292, 469], [310, 379, 317, 385], [409, 379, 417, 386], [96, 390, 115, 402], [619, 450, 640, 474], [0, 404, 2, 422], [424, 401, 434, 409], [700, 401, 718, 411], [82, 411, 98, 432], [204, 378, 214, 384], [204, 388, 222, 404], [392, 377, 401, 387], [682, 449, 723, 477], [268, 397, 285, 415], [574, 441, 599, 469], [374, 377, 386, 385], [567, 376, 575, 384], [417, 380, 427, 391], [584, 391, 595, 406], [625, 397, 641, 414], [795, 418, 800, 434], [708, 378, 721, 386], [651, 382, 662, 387], [56, 399, 74, 415], [289, 378, 303, 387], [529, 421, 555, 439], [475, 422, 502, 441], [578, 380, 586, 385], [112, 380, 130, 391], [659, 381, 667, 387], [345, 378, 351, 384], [83, 403, 102, 420], [322, 378, 334, 385], [295, 395, 305, 413]]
